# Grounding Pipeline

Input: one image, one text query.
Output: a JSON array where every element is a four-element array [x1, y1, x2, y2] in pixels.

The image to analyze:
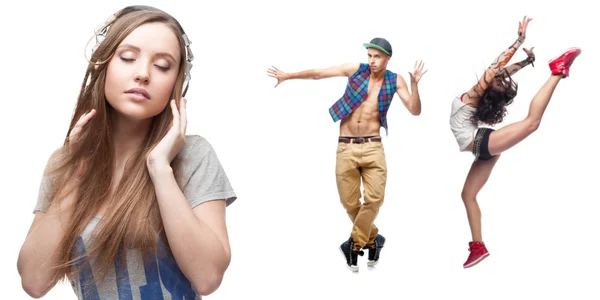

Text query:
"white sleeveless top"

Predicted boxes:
[[449, 95, 478, 151]]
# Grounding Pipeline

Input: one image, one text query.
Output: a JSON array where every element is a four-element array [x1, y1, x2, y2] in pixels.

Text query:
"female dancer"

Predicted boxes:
[[449, 16, 581, 268], [17, 6, 237, 298]]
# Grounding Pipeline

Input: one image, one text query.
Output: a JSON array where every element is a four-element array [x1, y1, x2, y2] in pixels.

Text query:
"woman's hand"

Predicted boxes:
[[517, 16, 533, 39], [147, 98, 187, 169]]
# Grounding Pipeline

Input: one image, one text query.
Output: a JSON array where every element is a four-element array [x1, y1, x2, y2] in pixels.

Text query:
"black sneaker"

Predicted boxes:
[[364, 234, 385, 267], [339, 237, 364, 272]]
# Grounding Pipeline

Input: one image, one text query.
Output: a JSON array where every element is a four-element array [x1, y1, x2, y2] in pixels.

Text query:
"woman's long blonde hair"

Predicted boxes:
[[46, 7, 189, 284]]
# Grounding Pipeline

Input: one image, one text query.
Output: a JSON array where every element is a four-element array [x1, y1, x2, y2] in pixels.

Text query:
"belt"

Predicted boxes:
[[338, 136, 382, 144]]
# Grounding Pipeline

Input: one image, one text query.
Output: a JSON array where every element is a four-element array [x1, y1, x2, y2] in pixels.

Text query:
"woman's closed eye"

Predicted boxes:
[[120, 57, 170, 71], [155, 64, 169, 71]]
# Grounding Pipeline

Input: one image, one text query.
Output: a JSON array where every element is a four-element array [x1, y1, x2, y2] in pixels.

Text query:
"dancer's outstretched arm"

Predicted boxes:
[[467, 16, 533, 98], [267, 63, 360, 88]]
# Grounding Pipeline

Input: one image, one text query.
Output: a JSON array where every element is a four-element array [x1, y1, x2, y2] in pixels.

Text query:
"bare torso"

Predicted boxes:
[[339, 76, 383, 137]]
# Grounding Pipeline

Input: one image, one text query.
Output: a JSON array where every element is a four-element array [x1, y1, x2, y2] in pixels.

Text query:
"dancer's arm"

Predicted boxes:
[[476, 36, 525, 92], [488, 35, 526, 72], [466, 16, 533, 99], [503, 47, 535, 76], [267, 63, 360, 87], [396, 60, 427, 116]]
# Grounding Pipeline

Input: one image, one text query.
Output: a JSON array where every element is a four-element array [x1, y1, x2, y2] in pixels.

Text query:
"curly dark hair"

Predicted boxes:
[[471, 70, 518, 126]]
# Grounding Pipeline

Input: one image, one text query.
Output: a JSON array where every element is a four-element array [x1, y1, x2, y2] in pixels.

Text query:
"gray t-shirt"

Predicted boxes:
[[34, 135, 237, 300]]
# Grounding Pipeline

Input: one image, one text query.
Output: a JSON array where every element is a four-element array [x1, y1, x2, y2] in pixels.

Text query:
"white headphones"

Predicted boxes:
[[92, 6, 194, 96]]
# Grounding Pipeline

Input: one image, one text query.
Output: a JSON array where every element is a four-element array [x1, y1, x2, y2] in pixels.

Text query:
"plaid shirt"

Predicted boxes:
[[328, 63, 397, 136]]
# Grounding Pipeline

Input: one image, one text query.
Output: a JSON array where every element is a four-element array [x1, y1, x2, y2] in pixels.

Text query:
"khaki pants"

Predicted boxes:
[[335, 138, 387, 252]]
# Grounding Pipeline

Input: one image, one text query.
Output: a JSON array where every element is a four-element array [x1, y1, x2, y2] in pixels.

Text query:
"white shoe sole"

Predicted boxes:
[[463, 253, 490, 268], [367, 259, 379, 267], [339, 246, 358, 272]]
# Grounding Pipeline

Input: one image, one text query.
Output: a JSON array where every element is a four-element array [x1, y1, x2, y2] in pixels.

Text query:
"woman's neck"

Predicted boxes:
[[111, 113, 152, 166]]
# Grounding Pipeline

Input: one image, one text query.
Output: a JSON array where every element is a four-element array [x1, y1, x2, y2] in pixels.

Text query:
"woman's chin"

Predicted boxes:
[[113, 105, 162, 122]]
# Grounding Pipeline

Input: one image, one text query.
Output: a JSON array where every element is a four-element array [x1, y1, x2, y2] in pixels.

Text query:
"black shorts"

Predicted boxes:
[[473, 128, 496, 161]]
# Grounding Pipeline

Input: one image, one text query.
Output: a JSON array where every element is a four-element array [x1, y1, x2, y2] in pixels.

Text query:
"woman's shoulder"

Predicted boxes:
[[177, 134, 217, 160], [458, 92, 478, 108], [183, 134, 208, 146]]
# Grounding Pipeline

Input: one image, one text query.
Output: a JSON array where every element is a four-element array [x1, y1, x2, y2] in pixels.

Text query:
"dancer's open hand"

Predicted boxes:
[[267, 66, 288, 88], [409, 60, 427, 83], [518, 16, 533, 39]]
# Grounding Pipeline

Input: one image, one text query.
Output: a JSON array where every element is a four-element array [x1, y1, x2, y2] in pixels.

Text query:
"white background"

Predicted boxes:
[[1, 0, 598, 299]]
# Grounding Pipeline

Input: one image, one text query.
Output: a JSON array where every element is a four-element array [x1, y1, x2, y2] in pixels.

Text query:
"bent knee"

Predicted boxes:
[[341, 200, 360, 211], [461, 190, 477, 203], [364, 191, 385, 206]]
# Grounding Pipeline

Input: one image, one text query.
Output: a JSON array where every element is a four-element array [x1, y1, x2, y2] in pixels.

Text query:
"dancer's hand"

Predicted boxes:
[[409, 60, 427, 83], [147, 98, 187, 169], [523, 47, 535, 59], [267, 66, 288, 88], [518, 16, 533, 39], [523, 46, 535, 66]]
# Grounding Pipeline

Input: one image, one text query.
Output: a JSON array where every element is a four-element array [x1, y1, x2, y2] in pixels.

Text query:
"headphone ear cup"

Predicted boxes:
[[182, 77, 190, 97], [182, 84, 189, 97], [181, 61, 192, 97]]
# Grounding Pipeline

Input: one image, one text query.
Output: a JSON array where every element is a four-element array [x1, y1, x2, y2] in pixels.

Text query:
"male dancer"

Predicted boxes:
[[268, 38, 427, 272]]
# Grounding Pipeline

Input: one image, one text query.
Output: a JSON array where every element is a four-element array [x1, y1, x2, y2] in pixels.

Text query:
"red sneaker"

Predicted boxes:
[[463, 241, 490, 268], [549, 47, 582, 78]]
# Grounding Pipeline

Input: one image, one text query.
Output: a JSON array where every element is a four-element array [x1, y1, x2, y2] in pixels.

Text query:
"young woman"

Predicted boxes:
[[17, 6, 237, 299], [449, 16, 581, 268]]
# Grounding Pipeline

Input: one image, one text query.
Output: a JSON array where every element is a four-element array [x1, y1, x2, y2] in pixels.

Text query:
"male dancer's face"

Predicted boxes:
[[367, 48, 390, 73]]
